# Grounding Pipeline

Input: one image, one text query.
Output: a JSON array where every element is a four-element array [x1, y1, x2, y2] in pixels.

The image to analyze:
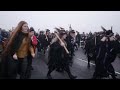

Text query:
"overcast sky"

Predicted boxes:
[[0, 11, 120, 34]]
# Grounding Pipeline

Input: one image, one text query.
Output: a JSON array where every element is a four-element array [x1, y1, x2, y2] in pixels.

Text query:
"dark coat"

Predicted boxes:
[[38, 34, 51, 48], [94, 38, 120, 77], [48, 41, 70, 70], [65, 35, 74, 56], [0, 32, 29, 79]]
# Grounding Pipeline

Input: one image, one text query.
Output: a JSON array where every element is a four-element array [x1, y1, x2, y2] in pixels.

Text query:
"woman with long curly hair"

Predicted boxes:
[[0, 21, 35, 79]]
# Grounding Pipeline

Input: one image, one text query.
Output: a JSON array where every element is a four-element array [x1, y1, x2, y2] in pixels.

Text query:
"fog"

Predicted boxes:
[[0, 11, 120, 34]]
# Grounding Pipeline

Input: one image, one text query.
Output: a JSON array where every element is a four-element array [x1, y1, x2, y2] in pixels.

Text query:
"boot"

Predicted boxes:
[[65, 66, 77, 79], [68, 74, 77, 79], [111, 75, 117, 79], [87, 63, 90, 68], [92, 72, 97, 79], [47, 74, 52, 79], [47, 69, 54, 79], [91, 76, 97, 79], [56, 68, 64, 73]]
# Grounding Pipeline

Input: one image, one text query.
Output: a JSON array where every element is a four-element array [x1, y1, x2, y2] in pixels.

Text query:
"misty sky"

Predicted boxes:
[[0, 11, 120, 34]]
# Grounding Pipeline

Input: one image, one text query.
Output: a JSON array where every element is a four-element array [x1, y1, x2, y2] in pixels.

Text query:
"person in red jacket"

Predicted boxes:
[[30, 27, 38, 52]]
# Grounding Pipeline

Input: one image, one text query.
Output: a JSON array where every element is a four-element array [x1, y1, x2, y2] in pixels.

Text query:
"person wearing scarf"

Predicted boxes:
[[0, 21, 35, 79]]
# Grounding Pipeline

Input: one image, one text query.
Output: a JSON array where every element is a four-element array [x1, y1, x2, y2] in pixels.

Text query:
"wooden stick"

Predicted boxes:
[[54, 32, 69, 54], [95, 34, 96, 46], [45, 34, 48, 41]]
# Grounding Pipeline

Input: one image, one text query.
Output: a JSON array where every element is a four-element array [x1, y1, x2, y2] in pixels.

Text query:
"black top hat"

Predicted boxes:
[[40, 31, 44, 33], [70, 30, 75, 33], [59, 30, 67, 35], [46, 29, 50, 32], [29, 27, 34, 32]]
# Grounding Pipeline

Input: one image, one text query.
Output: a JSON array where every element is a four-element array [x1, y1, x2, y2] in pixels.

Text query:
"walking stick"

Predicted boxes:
[[54, 30, 69, 54], [95, 34, 96, 46]]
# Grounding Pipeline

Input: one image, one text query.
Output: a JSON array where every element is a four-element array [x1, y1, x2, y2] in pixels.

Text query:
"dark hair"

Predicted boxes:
[[46, 29, 50, 32], [59, 30, 67, 38], [70, 30, 75, 33], [29, 27, 35, 32], [106, 30, 113, 35]]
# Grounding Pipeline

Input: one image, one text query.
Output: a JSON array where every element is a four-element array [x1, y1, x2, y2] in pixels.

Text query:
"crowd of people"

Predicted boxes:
[[83, 27, 120, 79], [0, 21, 120, 79]]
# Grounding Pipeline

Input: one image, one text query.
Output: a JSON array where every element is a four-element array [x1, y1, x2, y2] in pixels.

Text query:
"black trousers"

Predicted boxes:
[[47, 63, 73, 78], [104, 55, 116, 78], [17, 58, 28, 79], [27, 55, 32, 68], [93, 58, 107, 78], [0, 56, 28, 79], [77, 42, 80, 47], [26, 55, 33, 79]]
